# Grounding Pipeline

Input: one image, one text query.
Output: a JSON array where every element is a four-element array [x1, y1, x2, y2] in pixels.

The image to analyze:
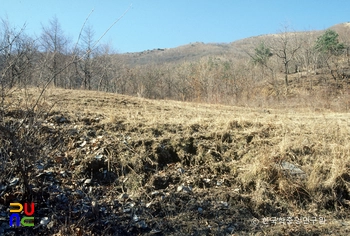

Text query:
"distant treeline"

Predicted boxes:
[[1, 17, 350, 109]]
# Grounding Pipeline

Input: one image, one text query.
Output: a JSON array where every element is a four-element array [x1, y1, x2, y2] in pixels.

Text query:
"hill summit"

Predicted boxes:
[[116, 22, 350, 67]]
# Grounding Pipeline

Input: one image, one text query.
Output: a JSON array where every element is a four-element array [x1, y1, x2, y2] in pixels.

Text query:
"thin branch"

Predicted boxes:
[[92, 4, 132, 50], [73, 8, 94, 54], [19, 6, 132, 129]]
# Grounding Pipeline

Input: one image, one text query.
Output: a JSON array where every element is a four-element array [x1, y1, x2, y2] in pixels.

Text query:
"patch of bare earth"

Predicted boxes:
[[0, 88, 349, 235]]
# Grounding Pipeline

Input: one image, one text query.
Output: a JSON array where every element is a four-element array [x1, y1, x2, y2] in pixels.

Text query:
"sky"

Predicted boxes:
[[1, 0, 350, 53]]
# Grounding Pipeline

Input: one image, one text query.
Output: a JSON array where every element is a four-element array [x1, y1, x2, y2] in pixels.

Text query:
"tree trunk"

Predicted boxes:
[[284, 62, 289, 87]]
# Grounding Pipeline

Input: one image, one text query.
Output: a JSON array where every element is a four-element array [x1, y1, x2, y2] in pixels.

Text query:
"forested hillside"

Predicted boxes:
[[1, 19, 350, 110]]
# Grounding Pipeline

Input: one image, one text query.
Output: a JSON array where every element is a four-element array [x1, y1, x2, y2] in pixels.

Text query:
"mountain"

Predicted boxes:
[[116, 42, 237, 66], [114, 22, 350, 67]]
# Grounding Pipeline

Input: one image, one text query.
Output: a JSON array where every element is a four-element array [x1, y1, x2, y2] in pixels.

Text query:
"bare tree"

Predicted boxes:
[[271, 25, 301, 87], [0, 19, 32, 117], [79, 23, 96, 90], [294, 31, 320, 88], [94, 43, 119, 92], [40, 16, 70, 87], [297, 31, 319, 74]]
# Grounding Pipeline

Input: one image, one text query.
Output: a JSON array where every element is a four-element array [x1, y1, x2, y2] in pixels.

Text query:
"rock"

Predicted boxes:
[[54, 115, 69, 124], [67, 128, 79, 136], [178, 167, 185, 174], [87, 129, 96, 137], [40, 217, 50, 226], [279, 161, 307, 179], [198, 207, 203, 214], [9, 177, 19, 186], [84, 179, 92, 185], [135, 220, 147, 229], [91, 200, 99, 215], [120, 193, 129, 200], [80, 140, 87, 147]]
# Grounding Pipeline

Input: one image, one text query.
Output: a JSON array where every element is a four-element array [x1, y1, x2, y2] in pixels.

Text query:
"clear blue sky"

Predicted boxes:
[[1, 0, 349, 53]]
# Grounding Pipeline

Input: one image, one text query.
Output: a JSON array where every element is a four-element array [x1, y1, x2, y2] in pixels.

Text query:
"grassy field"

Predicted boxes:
[[1, 88, 350, 235]]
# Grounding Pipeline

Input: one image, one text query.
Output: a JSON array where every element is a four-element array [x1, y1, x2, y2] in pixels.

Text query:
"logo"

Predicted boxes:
[[9, 203, 35, 227]]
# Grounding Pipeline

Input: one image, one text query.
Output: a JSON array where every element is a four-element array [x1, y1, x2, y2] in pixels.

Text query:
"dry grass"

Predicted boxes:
[[1, 87, 349, 235]]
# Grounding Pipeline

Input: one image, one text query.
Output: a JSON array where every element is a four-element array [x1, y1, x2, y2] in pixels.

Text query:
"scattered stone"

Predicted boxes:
[[84, 179, 92, 185], [279, 161, 307, 179], [54, 115, 69, 124], [203, 178, 211, 183], [178, 167, 185, 174], [80, 140, 87, 147], [67, 128, 79, 136], [1, 90, 345, 235], [40, 217, 50, 226], [9, 177, 19, 186], [120, 193, 129, 200]]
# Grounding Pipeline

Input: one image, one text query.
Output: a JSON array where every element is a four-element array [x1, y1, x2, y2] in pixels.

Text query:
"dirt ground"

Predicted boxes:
[[0, 88, 350, 235]]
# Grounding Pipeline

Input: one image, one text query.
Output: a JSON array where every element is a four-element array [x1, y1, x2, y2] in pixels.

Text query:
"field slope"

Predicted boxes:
[[1, 88, 350, 235]]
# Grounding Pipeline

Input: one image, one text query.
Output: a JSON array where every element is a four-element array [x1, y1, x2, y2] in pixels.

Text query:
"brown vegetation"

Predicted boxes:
[[0, 88, 350, 235], [1, 18, 350, 235]]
